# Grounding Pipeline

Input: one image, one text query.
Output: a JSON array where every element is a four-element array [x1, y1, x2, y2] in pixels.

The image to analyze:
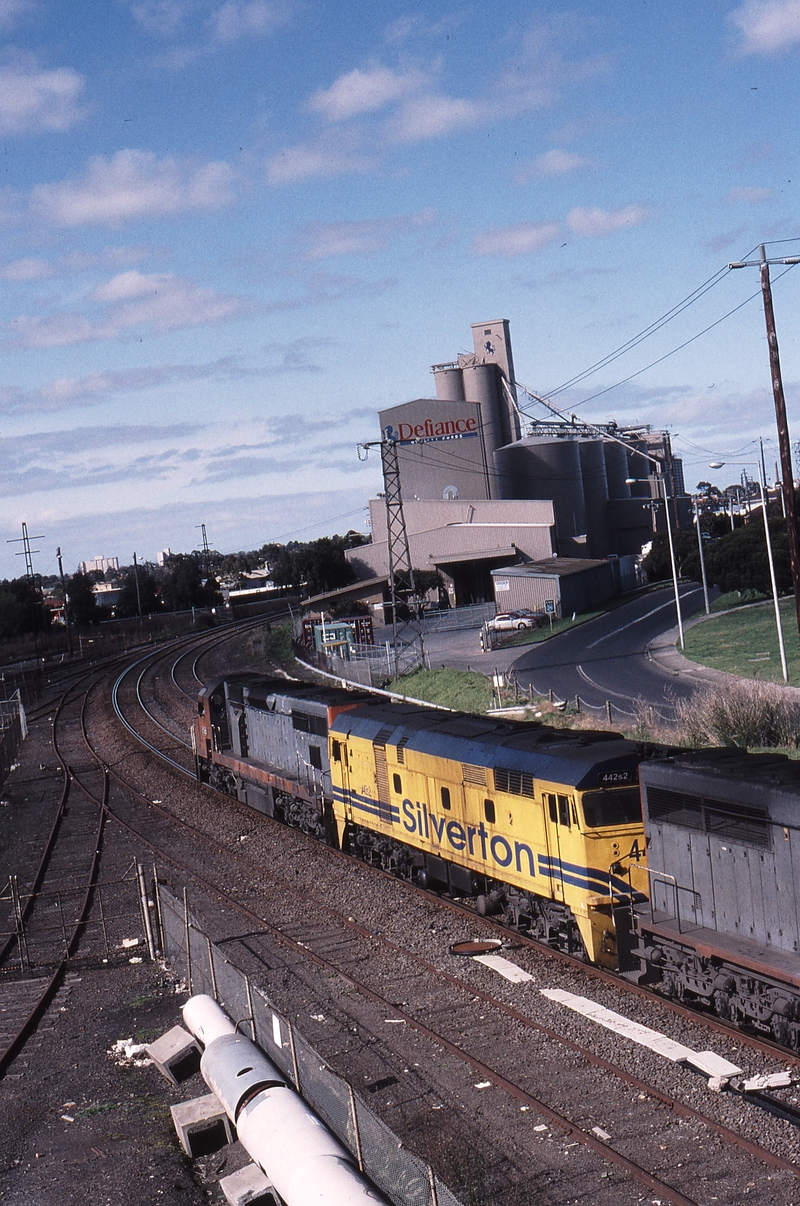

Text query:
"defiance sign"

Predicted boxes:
[[384, 416, 479, 443]]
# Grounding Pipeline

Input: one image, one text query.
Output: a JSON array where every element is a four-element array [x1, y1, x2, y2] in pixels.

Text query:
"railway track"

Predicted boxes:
[[0, 616, 275, 1083], [7, 621, 800, 1205], [63, 637, 800, 1204]]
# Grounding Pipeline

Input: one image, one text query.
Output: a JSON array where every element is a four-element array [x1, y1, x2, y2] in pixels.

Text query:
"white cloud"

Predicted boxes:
[[7, 270, 244, 348], [566, 204, 652, 237], [731, 0, 800, 53], [0, 246, 150, 282], [130, 1, 187, 37], [307, 63, 427, 120], [297, 211, 435, 261], [265, 139, 370, 185], [725, 185, 774, 203], [30, 149, 234, 227], [0, 60, 85, 136], [0, 0, 35, 30], [388, 93, 485, 142], [472, 221, 561, 258], [209, 0, 290, 44], [515, 148, 590, 183]]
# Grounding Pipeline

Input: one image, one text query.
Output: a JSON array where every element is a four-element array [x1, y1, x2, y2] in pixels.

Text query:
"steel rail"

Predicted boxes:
[[70, 688, 800, 1191]]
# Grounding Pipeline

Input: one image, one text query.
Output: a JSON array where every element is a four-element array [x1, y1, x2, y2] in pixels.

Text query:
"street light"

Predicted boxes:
[[692, 497, 710, 615], [625, 461, 685, 649], [709, 459, 788, 683], [728, 246, 800, 639]]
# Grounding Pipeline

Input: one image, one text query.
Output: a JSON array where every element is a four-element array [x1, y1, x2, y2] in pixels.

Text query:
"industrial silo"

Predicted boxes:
[[603, 441, 632, 500], [433, 366, 465, 401], [626, 440, 654, 496], [578, 439, 611, 558], [494, 436, 588, 556], [462, 362, 504, 497]]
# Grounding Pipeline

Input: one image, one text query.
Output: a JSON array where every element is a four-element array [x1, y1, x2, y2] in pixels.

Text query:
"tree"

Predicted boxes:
[[701, 514, 791, 596], [270, 536, 357, 597], [160, 554, 206, 611], [66, 572, 99, 627], [640, 530, 699, 584], [115, 565, 161, 617]]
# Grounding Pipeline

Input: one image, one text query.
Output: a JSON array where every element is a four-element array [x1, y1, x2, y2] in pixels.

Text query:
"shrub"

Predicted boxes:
[[674, 679, 800, 748]]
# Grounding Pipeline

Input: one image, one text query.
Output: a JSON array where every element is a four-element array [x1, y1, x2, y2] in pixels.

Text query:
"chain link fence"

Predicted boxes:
[[0, 692, 26, 792], [158, 884, 464, 1206]]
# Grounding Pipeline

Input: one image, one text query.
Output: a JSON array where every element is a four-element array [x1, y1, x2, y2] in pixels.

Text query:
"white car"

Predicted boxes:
[[488, 611, 539, 631]]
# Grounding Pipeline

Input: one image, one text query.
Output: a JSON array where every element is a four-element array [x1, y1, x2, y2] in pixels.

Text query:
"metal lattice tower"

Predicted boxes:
[[358, 437, 425, 670]]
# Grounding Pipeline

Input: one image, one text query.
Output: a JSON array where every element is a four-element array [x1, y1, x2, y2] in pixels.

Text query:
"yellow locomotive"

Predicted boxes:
[[329, 701, 649, 966]]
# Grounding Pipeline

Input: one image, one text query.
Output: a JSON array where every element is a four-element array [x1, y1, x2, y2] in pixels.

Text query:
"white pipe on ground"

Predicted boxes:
[[182, 995, 387, 1206]]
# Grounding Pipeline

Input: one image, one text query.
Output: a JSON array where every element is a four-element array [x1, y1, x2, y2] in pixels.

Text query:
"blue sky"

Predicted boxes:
[[3, 0, 800, 578]]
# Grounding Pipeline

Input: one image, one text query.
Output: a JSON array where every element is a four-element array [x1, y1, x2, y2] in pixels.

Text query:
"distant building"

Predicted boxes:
[[92, 582, 122, 608], [78, 555, 119, 575], [157, 549, 171, 567], [347, 319, 691, 609]]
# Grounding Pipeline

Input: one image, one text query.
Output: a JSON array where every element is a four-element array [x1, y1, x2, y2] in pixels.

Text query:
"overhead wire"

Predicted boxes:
[[519, 262, 800, 418]]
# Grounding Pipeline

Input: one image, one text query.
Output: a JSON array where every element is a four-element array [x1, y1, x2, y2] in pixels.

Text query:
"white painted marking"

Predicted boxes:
[[592, 1126, 611, 1141], [689, 1051, 743, 1078], [542, 989, 742, 1078], [271, 1012, 282, 1048], [585, 589, 702, 650], [474, 954, 533, 982], [543, 988, 695, 1060]]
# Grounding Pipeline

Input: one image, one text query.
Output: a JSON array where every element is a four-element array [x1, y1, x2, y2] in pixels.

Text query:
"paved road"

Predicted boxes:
[[511, 584, 709, 720]]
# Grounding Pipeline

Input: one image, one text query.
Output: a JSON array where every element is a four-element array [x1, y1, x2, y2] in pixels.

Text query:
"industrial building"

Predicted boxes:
[[347, 319, 689, 610]]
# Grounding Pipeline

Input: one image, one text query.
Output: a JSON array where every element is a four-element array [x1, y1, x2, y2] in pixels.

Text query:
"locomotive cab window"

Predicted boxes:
[[582, 788, 641, 828], [198, 700, 205, 715], [331, 739, 341, 762], [545, 792, 571, 827], [441, 786, 451, 810], [484, 798, 496, 824], [393, 773, 402, 794], [309, 745, 322, 771]]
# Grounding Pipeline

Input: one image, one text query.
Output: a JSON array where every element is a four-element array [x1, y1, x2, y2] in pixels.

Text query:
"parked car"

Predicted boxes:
[[488, 611, 541, 631]]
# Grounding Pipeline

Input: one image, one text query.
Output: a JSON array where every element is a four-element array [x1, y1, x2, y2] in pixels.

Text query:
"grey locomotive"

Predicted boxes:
[[630, 749, 800, 1048]]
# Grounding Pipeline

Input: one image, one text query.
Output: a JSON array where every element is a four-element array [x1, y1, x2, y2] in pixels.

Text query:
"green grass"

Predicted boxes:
[[386, 667, 494, 713], [710, 589, 770, 613], [684, 596, 800, 685]]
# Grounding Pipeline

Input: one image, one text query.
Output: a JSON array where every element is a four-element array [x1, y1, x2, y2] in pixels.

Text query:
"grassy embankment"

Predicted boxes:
[[683, 592, 800, 686]]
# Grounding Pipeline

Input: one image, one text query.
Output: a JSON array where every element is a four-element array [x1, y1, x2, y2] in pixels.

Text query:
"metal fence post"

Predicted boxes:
[[606, 700, 612, 723], [287, 1020, 300, 1091], [245, 975, 256, 1041], [428, 1165, 439, 1206], [183, 886, 192, 995], [136, 862, 156, 961], [575, 695, 581, 713], [348, 1084, 364, 1172], [206, 936, 218, 1000], [151, 865, 164, 956]]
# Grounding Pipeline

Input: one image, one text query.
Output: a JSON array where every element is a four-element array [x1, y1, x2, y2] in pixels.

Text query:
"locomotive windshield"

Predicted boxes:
[[581, 788, 641, 828]]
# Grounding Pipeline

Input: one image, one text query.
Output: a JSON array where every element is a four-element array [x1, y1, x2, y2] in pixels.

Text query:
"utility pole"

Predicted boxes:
[[357, 437, 425, 673], [729, 246, 800, 638], [56, 547, 73, 655], [196, 523, 215, 612], [7, 523, 44, 655], [132, 552, 143, 626]]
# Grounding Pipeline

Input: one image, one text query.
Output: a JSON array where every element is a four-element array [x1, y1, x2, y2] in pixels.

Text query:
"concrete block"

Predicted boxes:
[[220, 1162, 278, 1206], [170, 1092, 235, 1158], [147, 1024, 201, 1086]]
